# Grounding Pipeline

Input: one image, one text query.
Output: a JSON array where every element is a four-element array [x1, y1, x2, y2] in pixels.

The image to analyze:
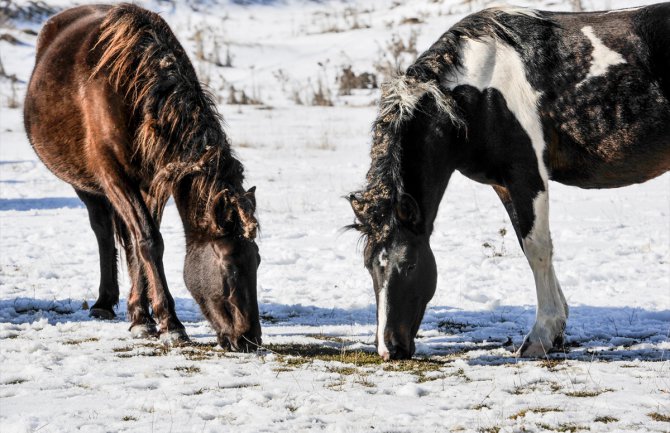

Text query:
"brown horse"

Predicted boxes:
[[24, 3, 262, 351]]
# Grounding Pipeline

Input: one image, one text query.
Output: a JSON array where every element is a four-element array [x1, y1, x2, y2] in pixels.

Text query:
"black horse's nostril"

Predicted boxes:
[[385, 336, 413, 360]]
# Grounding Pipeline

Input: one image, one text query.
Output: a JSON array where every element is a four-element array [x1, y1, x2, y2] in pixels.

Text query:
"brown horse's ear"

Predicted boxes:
[[396, 193, 421, 227], [236, 193, 258, 240], [245, 186, 256, 209], [211, 190, 234, 233]]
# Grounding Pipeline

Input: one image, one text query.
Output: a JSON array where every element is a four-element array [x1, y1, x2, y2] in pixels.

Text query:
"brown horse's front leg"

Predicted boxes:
[[98, 155, 188, 342], [114, 215, 157, 337]]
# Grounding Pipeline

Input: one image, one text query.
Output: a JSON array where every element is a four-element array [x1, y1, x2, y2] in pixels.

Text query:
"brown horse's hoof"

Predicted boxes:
[[159, 329, 190, 345], [90, 308, 115, 320], [130, 324, 158, 339]]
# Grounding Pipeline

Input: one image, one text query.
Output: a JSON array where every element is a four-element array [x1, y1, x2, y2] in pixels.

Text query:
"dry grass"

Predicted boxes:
[[537, 423, 590, 432], [63, 337, 99, 345], [264, 343, 382, 366], [174, 365, 201, 375], [306, 333, 349, 344], [593, 416, 618, 423], [509, 407, 562, 420], [564, 389, 612, 398], [648, 412, 670, 422]]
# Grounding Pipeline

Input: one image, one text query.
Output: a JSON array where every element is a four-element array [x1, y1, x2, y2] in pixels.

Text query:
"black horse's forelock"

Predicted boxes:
[[349, 6, 552, 246]]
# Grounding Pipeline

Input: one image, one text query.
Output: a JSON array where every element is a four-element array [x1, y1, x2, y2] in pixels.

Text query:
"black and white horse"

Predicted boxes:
[[349, 4, 670, 360]]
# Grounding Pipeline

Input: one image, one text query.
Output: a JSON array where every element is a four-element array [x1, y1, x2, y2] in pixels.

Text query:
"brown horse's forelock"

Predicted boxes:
[[350, 7, 548, 246], [93, 3, 257, 240]]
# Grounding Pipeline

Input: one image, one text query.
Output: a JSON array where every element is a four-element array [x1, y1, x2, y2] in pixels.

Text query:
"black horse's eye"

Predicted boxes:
[[407, 263, 417, 272]]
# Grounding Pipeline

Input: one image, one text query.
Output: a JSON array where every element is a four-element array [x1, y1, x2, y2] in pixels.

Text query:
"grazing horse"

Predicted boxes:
[[349, 4, 670, 360], [24, 4, 262, 351]]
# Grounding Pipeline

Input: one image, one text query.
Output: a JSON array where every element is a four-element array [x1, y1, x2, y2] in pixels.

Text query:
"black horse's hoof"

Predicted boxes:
[[90, 308, 115, 320]]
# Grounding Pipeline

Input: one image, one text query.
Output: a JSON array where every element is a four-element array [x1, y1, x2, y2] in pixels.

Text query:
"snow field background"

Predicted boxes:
[[0, 0, 669, 431]]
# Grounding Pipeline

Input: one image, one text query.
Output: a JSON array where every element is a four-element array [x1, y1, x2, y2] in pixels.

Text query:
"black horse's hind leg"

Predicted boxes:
[[75, 189, 119, 319]]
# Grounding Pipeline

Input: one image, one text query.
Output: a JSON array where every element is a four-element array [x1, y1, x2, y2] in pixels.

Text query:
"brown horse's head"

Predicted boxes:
[[182, 185, 261, 352]]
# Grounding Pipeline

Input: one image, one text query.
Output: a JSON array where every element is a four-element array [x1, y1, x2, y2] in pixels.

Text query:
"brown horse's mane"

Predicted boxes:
[[349, 7, 549, 246], [93, 3, 257, 239]]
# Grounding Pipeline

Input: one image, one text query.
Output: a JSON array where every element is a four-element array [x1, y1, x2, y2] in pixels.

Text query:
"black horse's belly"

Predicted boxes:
[[545, 120, 670, 189], [543, 71, 670, 189]]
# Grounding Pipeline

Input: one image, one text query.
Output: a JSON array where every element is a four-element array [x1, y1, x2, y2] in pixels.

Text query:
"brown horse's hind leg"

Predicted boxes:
[[75, 189, 119, 319]]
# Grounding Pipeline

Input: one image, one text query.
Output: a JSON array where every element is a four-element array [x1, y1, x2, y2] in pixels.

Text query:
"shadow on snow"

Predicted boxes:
[[1, 296, 667, 362], [0, 197, 84, 211]]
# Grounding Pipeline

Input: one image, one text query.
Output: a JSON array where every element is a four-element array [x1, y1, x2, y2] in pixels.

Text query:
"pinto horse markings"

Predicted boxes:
[[350, 4, 670, 359], [24, 4, 262, 351]]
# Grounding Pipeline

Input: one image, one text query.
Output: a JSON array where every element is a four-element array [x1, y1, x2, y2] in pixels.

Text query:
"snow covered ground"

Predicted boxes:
[[0, 0, 668, 432]]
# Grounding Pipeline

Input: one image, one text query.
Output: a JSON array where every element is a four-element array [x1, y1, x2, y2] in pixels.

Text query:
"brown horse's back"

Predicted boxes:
[[25, 5, 123, 193]]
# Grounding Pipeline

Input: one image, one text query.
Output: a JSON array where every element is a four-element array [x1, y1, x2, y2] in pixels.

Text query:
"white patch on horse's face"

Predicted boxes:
[[447, 37, 548, 182], [375, 248, 390, 359], [378, 248, 388, 268], [376, 278, 390, 360], [579, 26, 626, 84]]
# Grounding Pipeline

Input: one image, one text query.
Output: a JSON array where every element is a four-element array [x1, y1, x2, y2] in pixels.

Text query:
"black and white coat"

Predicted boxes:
[[353, 4, 670, 358]]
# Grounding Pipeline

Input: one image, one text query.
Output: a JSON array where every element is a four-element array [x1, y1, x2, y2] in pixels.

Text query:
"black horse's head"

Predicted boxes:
[[181, 184, 262, 352], [360, 193, 437, 360], [349, 74, 461, 360]]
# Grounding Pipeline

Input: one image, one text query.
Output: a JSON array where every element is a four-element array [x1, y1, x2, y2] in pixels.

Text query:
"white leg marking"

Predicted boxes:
[[579, 26, 626, 84], [520, 191, 568, 356], [447, 38, 568, 355], [376, 280, 390, 360]]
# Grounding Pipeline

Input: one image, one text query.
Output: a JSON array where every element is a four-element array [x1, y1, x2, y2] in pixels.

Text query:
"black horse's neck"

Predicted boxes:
[[399, 99, 461, 236]]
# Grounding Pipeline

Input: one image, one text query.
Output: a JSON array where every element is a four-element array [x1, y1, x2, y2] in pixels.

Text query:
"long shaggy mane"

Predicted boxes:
[[93, 3, 257, 239]]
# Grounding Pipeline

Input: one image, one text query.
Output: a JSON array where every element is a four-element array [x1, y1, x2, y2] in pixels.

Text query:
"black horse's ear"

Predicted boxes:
[[348, 193, 366, 221], [396, 193, 421, 227], [245, 186, 256, 208]]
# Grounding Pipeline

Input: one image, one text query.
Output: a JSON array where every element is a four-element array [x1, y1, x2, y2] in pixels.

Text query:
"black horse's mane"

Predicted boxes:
[[348, 7, 553, 247]]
